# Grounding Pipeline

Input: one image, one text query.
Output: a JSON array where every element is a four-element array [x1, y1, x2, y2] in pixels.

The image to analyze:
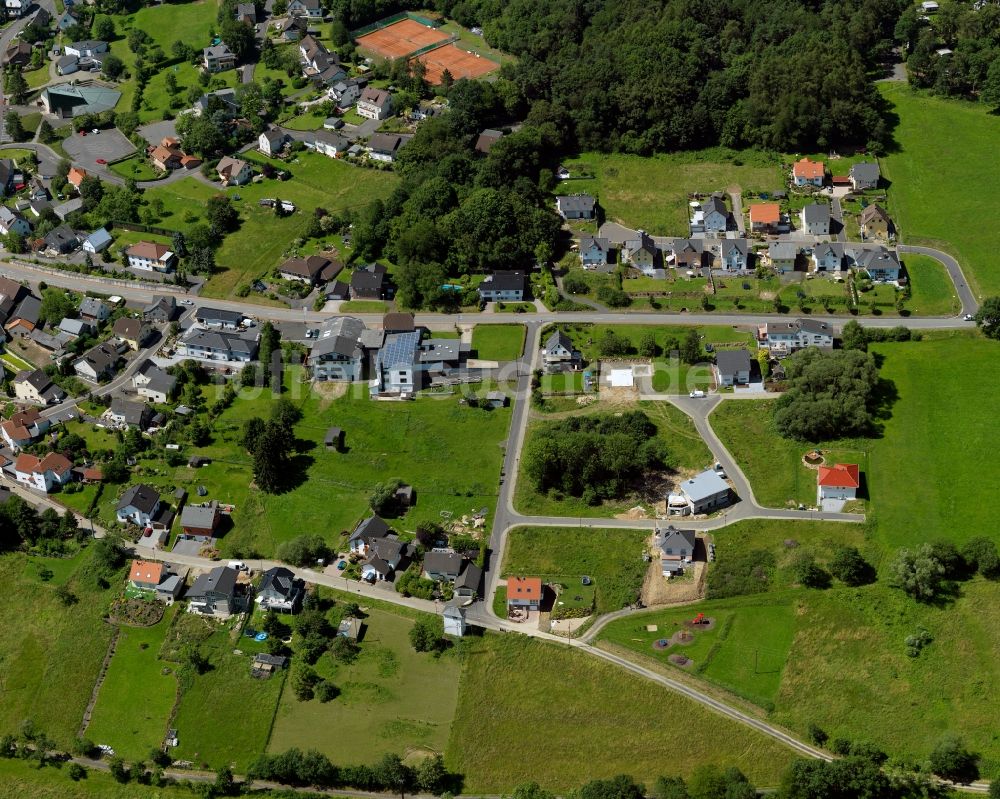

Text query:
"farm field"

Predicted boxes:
[[0, 551, 116, 748], [560, 149, 784, 235], [514, 401, 711, 519], [878, 82, 1000, 297], [709, 400, 870, 510], [445, 633, 795, 791], [85, 607, 179, 761], [268, 607, 460, 762], [470, 324, 525, 361], [501, 527, 649, 613]]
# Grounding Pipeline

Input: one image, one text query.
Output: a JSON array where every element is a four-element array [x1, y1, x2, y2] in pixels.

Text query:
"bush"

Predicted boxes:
[[928, 735, 980, 783], [562, 273, 589, 295], [706, 549, 775, 599], [68, 763, 87, 781], [828, 546, 876, 586]]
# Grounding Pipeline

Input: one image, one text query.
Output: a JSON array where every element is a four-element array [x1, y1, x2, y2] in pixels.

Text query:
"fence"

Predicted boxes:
[[10, 259, 190, 294], [407, 36, 459, 60], [107, 220, 178, 237], [350, 10, 443, 37]]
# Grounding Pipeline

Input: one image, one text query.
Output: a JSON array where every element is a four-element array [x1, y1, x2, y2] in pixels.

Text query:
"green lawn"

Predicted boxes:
[[281, 108, 330, 131], [709, 399, 870, 510], [514, 401, 710, 519], [0, 550, 117, 748], [561, 149, 784, 235], [339, 300, 389, 313], [902, 253, 961, 316], [550, 323, 753, 364], [110, 155, 162, 181], [470, 324, 525, 361], [878, 82, 1000, 297], [0, 757, 204, 798], [502, 526, 649, 613], [269, 606, 460, 762], [446, 634, 796, 791], [539, 371, 585, 394], [86, 606, 179, 760]]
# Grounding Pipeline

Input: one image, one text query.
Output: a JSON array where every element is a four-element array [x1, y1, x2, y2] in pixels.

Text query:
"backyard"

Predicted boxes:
[[560, 149, 784, 235], [268, 605, 461, 762], [445, 634, 795, 791], [470, 324, 525, 361]]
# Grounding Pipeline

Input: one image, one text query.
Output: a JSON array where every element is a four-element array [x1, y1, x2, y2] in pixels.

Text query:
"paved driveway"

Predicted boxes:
[[62, 127, 137, 174], [138, 119, 178, 147]]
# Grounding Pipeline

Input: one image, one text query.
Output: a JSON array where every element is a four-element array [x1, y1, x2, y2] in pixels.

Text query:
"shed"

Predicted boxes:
[[337, 617, 363, 640], [394, 484, 414, 508], [324, 427, 344, 450]]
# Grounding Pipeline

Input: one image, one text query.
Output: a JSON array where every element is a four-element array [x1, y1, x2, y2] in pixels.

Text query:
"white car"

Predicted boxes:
[[180, 299, 194, 306], [963, 313, 974, 321], [689, 390, 706, 398]]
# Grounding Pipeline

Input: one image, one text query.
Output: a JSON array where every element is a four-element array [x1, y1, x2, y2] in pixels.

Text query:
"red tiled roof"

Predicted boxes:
[[507, 576, 542, 601], [127, 241, 171, 260], [129, 559, 163, 584], [750, 203, 781, 224], [793, 157, 824, 179], [817, 463, 860, 488]]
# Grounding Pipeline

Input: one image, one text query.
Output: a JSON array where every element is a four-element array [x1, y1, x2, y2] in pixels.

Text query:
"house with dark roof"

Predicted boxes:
[[349, 515, 391, 555], [859, 204, 894, 240], [849, 162, 880, 191], [203, 43, 236, 72], [556, 194, 597, 220], [423, 551, 465, 582], [361, 537, 407, 582], [143, 295, 177, 323], [132, 360, 177, 403], [196, 306, 243, 329], [811, 242, 844, 273], [542, 329, 581, 371], [382, 312, 415, 333], [13, 369, 66, 405], [278, 254, 341, 285], [187, 566, 240, 616], [236, 2, 256, 22], [257, 566, 303, 612], [690, 195, 729, 234], [374, 331, 420, 395], [655, 526, 697, 576], [44, 225, 79, 254], [350, 264, 387, 300], [106, 397, 153, 430], [112, 316, 152, 350], [622, 230, 660, 275], [178, 329, 259, 362], [800, 203, 831, 236], [180, 501, 221, 535], [719, 238, 749, 272], [766, 241, 799, 273], [258, 127, 290, 157], [854, 246, 901, 283], [478, 271, 527, 303], [758, 318, 834, 355], [41, 84, 121, 118], [79, 297, 110, 322], [579, 236, 614, 270], [366, 132, 407, 162], [116, 484, 162, 527], [714, 349, 753, 387], [310, 315, 367, 381], [74, 341, 124, 381], [357, 87, 392, 120], [474, 128, 506, 154]]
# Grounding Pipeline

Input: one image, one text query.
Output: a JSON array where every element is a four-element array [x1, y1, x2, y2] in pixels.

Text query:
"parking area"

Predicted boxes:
[[62, 127, 137, 173]]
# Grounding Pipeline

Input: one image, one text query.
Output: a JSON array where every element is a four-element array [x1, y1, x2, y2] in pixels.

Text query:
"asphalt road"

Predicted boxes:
[[898, 243, 977, 316]]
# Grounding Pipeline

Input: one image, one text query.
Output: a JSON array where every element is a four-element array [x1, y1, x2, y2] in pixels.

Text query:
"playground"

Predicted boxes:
[[413, 43, 499, 84], [355, 18, 451, 60]]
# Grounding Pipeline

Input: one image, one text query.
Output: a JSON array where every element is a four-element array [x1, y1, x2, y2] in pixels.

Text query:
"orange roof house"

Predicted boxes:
[[749, 202, 781, 228], [817, 463, 860, 502], [792, 157, 825, 184], [129, 559, 164, 588], [67, 167, 87, 189], [506, 576, 543, 609]]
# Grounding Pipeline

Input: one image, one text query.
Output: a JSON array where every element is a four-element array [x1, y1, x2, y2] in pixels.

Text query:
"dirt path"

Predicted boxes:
[[77, 627, 120, 739]]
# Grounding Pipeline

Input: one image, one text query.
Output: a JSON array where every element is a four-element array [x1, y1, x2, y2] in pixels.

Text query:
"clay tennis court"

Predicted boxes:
[[355, 18, 451, 59], [413, 43, 499, 85]]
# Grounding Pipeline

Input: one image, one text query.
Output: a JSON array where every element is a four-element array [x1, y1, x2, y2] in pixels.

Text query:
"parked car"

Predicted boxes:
[[689, 390, 706, 398], [964, 313, 974, 321]]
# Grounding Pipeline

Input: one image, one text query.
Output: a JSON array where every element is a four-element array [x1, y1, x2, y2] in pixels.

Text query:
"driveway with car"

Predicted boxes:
[[61, 127, 137, 176]]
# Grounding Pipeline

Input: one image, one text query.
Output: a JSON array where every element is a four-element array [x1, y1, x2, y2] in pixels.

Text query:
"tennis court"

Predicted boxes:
[[356, 18, 451, 59], [413, 43, 499, 85]]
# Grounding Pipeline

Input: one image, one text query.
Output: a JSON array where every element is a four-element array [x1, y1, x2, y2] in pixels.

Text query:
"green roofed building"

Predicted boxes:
[[41, 83, 121, 118]]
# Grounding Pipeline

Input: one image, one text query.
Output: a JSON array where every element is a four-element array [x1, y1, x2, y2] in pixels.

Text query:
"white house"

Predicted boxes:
[[258, 128, 290, 156], [0, 206, 31, 237], [126, 241, 176, 272], [14, 452, 73, 493], [477, 271, 526, 303], [656, 526, 697, 576], [800, 203, 831, 236], [373, 331, 419, 396], [309, 316, 367, 381], [811, 242, 843, 273], [690, 195, 728, 235], [64, 40, 108, 59], [3, 0, 29, 18], [555, 194, 596, 220], [82, 227, 113, 253], [357, 87, 392, 120], [667, 470, 730, 516], [287, 0, 324, 18], [714, 349, 752, 387], [366, 132, 405, 163], [13, 368, 66, 405], [116, 484, 162, 527], [442, 604, 466, 636], [216, 156, 251, 185], [719, 238, 749, 272], [132, 360, 177, 403], [792, 157, 824, 187], [203, 43, 236, 72], [817, 463, 860, 503], [1, 408, 50, 451], [542, 330, 580, 370], [758, 318, 834, 356]]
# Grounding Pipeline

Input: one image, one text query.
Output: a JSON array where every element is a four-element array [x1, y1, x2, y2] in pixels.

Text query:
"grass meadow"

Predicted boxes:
[[561, 149, 784, 234], [0, 757, 204, 798], [878, 82, 1000, 297], [268, 607, 461, 762], [470, 324, 525, 361], [445, 633, 795, 791], [502, 526, 649, 613]]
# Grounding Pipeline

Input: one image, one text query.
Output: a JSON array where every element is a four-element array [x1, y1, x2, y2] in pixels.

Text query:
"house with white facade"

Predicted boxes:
[[817, 463, 860, 503], [758, 318, 834, 356]]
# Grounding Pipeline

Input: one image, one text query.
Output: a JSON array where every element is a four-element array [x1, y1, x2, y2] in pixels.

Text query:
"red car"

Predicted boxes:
[[96, 158, 107, 165]]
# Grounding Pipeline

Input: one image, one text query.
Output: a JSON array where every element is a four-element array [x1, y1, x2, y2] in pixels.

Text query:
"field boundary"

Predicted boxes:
[[350, 10, 442, 38], [78, 627, 121, 739]]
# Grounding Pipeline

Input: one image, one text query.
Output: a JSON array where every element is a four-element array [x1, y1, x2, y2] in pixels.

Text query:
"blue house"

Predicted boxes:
[[579, 236, 614, 270]]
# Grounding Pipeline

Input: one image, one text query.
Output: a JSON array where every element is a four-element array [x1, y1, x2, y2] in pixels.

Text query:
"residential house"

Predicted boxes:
[[758, 318, 834, 355], [149, 143, 181, 171], [64, 40, 108, 58], [14, 452, 74, 493], [235, 2, 256, 23], [116, 483, 162, 527], [112, 316, 152, 350], [203, 43, 237, 72], [256, 566, 303, 612], [555, 194, 596, 220], [418, 337, 469, 384], [454, 562, 481, 598], [258, 127, 290, 157], [656, 526, 697, 576], [622, 230, 660, 275], [287, 0, 324, 17], [13, 369, 66, 405], [690, 195, 729, 234], [271, 14, 308, 41], [132, 360, 177, 403], [542, 330, 581, 370], [474, 128, 505, 154], [0, 206, 31, 237], [350, 263, 387, 299], [667, 238, 708, 271], [196, 307, 243, 329], [278, 254, 341, 284], [58, 317, 91, 337], [849, 162, 880, 191], [719, 238, 749, 272], [792, 157, 825, 187], [366, 132, 407, 163], [187, 566, 241, 617], [749, 202, 786, 234], [44, 225, 79, 254], [714, 349, 752, 387], [328, 78, 363, 110], [766, 241, 799, 273], [1, 408, 49, 451], [79, 297, 110, 323], [856, 246, 901, 282], [579, 236, 614, 270], [193, 88, 241, 116], [506, 576, 542, 611], [305, 129, 350, 158], [177, 329, 259, 362], [817, 463, 860, 503], [2, 0, 29, 20], [1, 42, 32, 67], [143, 295, 177, 323], [216, 156, 251, 186], [800, 203, 831, 236], [382, 312, 415, 333], [859, 204, 894, 240], [423, 551, 464, 582], [478, 271, 527, 303], [361, 536, 407, 581], [349, 515, 391, 555], [373, 331, 420, 396], [82, 228, 113, 253], [180, 501, 221, 535], [56, 9, 79, 30], [811, 242, 844, 273], [668, 470, 731, 516], [67, 167, 88, 191], [73, 341, 123, 380], [53, 197, 84, 221], [309, 315, 367, 381], [128, 559, 183, 603], [106, 397, 153, 430], [357, 87, 391, 120], [442, 603, 466, 636], [128, 241, 177, 274]]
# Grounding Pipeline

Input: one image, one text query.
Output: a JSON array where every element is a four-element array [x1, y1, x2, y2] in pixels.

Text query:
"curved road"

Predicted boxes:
[[898, 244, 977, 316]]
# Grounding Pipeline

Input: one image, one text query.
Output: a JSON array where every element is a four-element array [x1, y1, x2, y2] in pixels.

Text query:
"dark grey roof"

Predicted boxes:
[[44, 225, 78, 250], [259, 566, 299, 598], [351, 515, 390, 542], [196, 306, 243, 325], [14, 295, 41, 325], [703, 195, 727, 215], [715, 348, 752, 376], [179, 502, 218, 529], [720, 238, 748, 257], [377, 331, 420, 371], [188, 565, 238, 599], [79, 297, 107, 317], [455, 562, 482, 592], [768, 241, 799, 259], [109, 397, 151, 426], [557, 194, 596, 213], [117, 483, 160, 514], [658, 526, 697, 555], [368, 132, 404, 155], [143, 295, 176, 317], [311, 315, 365, 359], [579, 236, 611, 252], [350, 264, 386, 293], [182, 329, 257, 357], [423, 551, 464, 576], [545, 330, 574, 352], [479, 271, 526, 294], [850, 162, 880, 183], [802, 203, 830, 225]]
